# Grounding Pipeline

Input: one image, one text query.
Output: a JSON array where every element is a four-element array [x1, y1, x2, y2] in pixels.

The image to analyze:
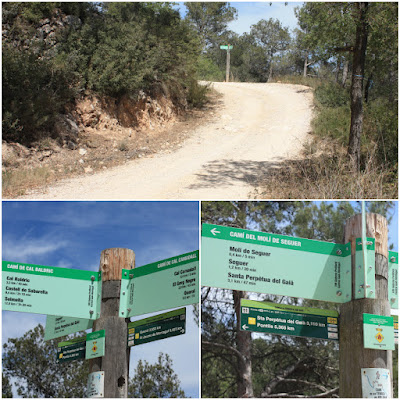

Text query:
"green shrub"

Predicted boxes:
[[187, 80, 210, 108], [314, 81, 349, 107], [312, 105, 350, 145], [2, 45, 74, 144]]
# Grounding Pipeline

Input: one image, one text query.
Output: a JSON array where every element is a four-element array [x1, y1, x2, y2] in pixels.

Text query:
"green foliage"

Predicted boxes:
[[187, 80, 210, 108], [2, 373, 13, 398], [128, 353, 186, 398], [314, 81, 349, 108], [2, 45, 75, 144], [196, 55, 225, 81], [2, 324, 88, 398], [184, 2, 238, 48]]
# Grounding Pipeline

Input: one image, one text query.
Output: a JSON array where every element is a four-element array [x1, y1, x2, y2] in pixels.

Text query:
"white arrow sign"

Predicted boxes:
[[211, 228, 221, 236], [242, 324, 249, 330]]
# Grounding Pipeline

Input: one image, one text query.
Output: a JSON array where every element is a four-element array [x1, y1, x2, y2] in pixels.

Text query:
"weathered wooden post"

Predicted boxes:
[[89, 248, 135, 398], [339, 213, 392, 397], [226, 44, 231, 83]]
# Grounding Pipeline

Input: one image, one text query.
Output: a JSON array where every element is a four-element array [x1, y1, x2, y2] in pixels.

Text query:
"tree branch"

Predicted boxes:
[[265, 387, 339, 398], [202, 340, 245, 364]]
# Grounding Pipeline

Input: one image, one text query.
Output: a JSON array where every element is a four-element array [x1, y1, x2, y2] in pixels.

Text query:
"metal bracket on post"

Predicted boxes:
[[355, 237, 376, 299], [388, 251, 398, 309]]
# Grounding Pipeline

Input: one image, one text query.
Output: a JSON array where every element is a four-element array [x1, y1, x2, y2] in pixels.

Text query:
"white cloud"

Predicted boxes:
[[3, 236, 68, 263]]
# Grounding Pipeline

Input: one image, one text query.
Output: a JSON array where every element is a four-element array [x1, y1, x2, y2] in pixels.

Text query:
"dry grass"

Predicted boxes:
[[2, 167, 53, 198], [257, 137, 398, 199]]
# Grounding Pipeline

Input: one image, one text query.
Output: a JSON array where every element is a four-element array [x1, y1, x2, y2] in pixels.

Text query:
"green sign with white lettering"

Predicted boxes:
[[388, 251, 398, 309], [86, 330, 105, 360], [220, 45, 233, 50], [394, 315, 398, 345], [201, 224, 351, 303], [57, 336, 86, 363], [45, 315, 93, 341], [363, 313, 395, 350], [2, 261, 101, 320], [127, 308, 186, 347], [240, 299, 339, 340], [119, 251, 199, 318]]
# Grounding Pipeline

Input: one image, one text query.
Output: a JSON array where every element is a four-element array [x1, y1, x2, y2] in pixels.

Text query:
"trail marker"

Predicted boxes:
[[388, 251, 398, 309], [86, 330, 105, 360], [45, 315, 93, 341], [361, 368, 391, 398], [363, 314, 395, 350], [119, 251, 198, 318], [127, 308, 186, 347], [201, 224, 352, 303], [57, 336, 86, 363], [240, 299, 339, 340], [87, 371, 104, 398], [2, 261, 101, 319]]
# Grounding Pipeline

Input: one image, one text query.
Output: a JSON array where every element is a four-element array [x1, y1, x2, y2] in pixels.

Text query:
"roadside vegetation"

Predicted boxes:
[[2, 2, 398, 198], [191, 2, 397, 198]]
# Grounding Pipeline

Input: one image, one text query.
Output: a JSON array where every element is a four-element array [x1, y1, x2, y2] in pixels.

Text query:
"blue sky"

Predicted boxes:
[[176, 2, 301, 34], [2, 201, 200, 398]]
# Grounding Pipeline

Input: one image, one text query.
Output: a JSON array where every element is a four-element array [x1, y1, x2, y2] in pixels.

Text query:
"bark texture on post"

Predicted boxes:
[[226, 47, 231, 83], [339, 213, 392, 398], [89, 248, 135, 398]]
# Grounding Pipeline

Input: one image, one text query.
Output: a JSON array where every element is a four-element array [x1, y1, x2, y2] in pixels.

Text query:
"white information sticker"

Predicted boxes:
[[87, 371, 104, 398], [361, 368, 391, 398]]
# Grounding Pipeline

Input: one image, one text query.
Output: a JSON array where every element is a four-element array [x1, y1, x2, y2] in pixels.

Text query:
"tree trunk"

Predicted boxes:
[[342, 59, 349, 87], [233, 290, 254, 398], [233, 201, 254, 398], [348, 2, 369, 171], [335, 57, 341, 83], [303, 56, 308, 77], [365, 74, 373, 103]]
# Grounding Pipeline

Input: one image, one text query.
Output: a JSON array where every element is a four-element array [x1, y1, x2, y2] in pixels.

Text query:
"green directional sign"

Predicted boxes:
[[45, 315, 93, 341], [220, 45, 233, 50], [363, 313, 395, 350], [127, 308, 186, 347], [57, 336, 86, 363], [2, 261, 101, 320], [240, 299, 339, 340], [201, 224, 351, 303], [354, 238, 376, 299], [119, 251, 199, 318], [394, 315, 398, 345], [388, 251, 398, 309], [86, 330, 105, 360]]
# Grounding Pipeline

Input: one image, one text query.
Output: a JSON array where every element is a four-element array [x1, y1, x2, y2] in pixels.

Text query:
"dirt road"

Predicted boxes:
[[23, 82, 313, 199]]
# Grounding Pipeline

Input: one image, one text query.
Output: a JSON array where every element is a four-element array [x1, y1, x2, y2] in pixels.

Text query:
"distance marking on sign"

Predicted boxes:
[[201, 224, 351, 303], [45, 315, 93, 341], [2, 261, 101, 320], [240, 299, 339, 340], [57, 336, 86, 363], [119, 251, 198, 318], [127, 307, 186, 347]]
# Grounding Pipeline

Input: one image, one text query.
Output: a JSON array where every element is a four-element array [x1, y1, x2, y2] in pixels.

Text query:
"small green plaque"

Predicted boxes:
[[2, 261, 101, 320], [388, 251, 398, 309], [119, 251, 199, 318], [220, 45, 233, 50], [57, 336, 86, 363], [201, 224, 351, 303], [45, 315, 93, 341], [240, 299, 339, 340], [127, 308, 186, 347], [86, 330, 105, 360], [394, 315, 398, 345], [363, 313, 395, 350]]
